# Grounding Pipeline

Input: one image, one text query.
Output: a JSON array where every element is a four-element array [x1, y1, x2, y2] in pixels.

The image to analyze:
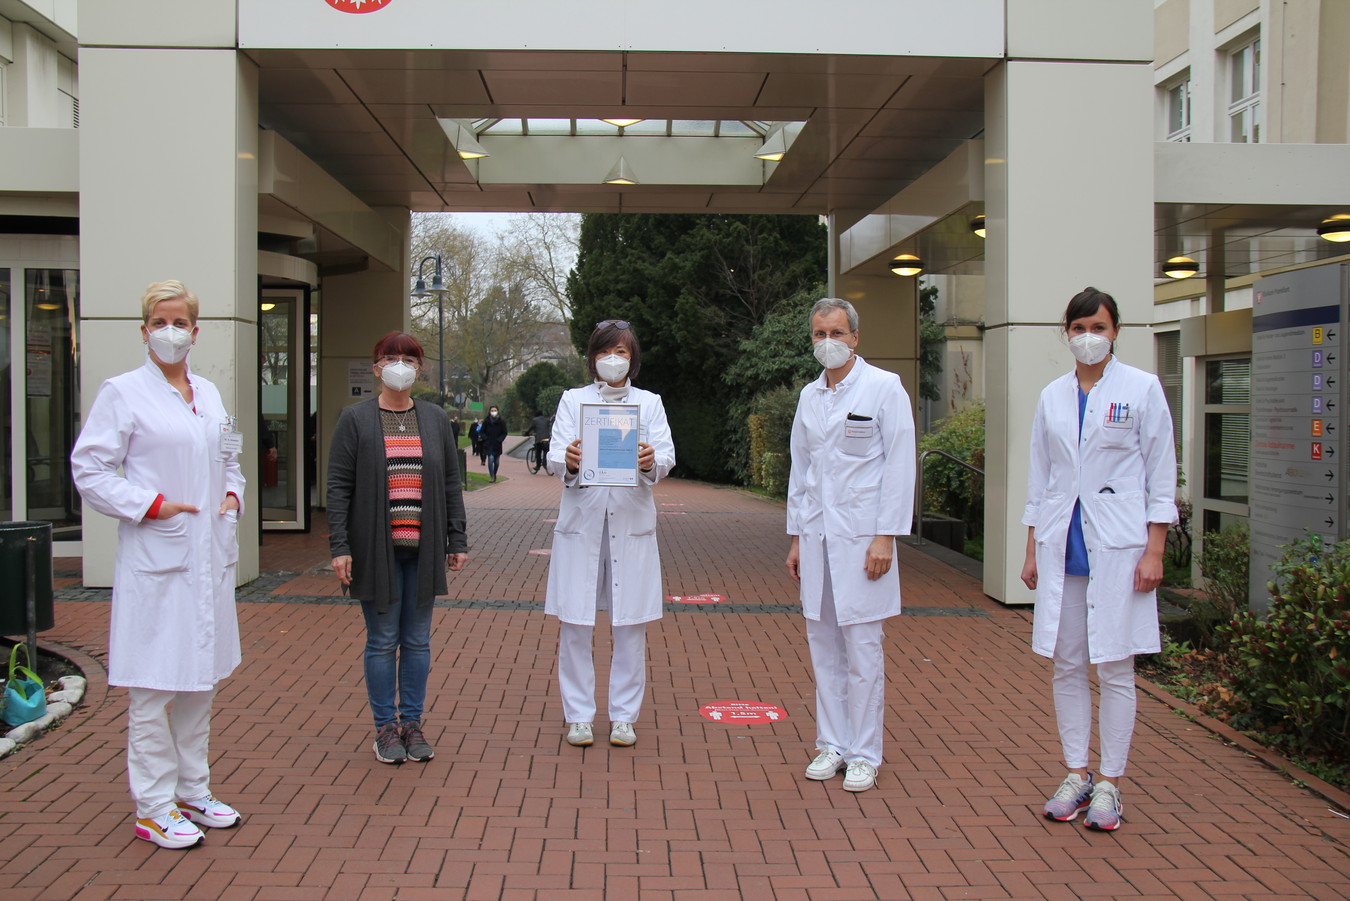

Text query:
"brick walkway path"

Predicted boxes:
[[4, 449, 1348, 899]]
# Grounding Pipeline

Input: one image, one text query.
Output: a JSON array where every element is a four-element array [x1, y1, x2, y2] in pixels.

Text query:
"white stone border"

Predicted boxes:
[[0, 675, 87, 759]]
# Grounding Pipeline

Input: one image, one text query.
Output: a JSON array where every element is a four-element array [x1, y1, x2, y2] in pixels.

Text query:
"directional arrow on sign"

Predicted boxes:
[[1328, 353, 1338, 364], [1329, 329, 1339, 340], [1326, 470, 1336, 481], [1327, 446, 1337, 458], [1326, 516, 1337, 529], [1327, 493, 1337, 504]]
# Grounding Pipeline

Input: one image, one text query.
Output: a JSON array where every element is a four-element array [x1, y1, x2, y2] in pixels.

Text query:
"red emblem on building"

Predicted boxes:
[[325, 0, 392, 13]]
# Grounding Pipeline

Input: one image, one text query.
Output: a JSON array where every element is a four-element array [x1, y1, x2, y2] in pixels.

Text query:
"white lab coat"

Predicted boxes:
[[544, 381, 676, 626], [787, 357, 916, 625], [71, 357, 245, 690], [1023, 357, 1178, 664]]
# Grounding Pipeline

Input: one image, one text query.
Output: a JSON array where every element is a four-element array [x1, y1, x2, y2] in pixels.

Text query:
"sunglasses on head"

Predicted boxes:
[[596, 319, 630, 330]]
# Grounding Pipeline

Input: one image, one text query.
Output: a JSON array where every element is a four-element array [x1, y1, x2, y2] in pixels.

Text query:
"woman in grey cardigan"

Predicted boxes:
[[327, 332, 469, 765]]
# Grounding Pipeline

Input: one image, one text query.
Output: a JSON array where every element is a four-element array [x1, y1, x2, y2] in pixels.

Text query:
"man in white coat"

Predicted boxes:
[[785, 298, 916, 792]]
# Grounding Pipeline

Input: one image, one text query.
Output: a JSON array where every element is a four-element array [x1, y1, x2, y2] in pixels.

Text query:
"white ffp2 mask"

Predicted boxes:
[[379, 360, 418, 392], [1068, 332, 1112, 365], [596, 354, 630, 384], [813, 337, 853, 370], [146, 325, 193, 364]]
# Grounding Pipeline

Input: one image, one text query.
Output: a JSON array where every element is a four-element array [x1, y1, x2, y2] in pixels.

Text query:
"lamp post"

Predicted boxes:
[[411, 254, 449, 402]]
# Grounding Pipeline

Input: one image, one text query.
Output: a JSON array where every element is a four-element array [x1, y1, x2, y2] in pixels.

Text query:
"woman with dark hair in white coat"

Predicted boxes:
[[544, 319, 675, 749], [72, 280, 245, 850], [1021, 287, 1177, 832]]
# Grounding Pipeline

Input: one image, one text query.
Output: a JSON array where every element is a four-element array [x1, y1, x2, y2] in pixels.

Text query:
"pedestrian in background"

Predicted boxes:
[[479, 404, 508, 482]]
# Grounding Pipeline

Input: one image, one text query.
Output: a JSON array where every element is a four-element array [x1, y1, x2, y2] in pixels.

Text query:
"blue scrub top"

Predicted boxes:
[[1065, 384, 1090, 577]]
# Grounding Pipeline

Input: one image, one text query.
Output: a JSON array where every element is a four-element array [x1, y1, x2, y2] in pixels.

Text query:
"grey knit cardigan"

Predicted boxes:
[[326, 398, 468, 611]]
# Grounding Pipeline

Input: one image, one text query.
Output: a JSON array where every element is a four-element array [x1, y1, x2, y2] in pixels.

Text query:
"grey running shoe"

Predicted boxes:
[[566, 722, 594, 746], [401, 720, 434, 762], [373, 722, 406, 764], [1084, 780, 1123, 831], [1043, 773, 1093, 822], [609, 722, 637, 746]]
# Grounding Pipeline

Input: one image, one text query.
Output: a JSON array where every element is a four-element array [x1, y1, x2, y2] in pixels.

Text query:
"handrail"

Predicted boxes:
[[914, 448, 984, 547]]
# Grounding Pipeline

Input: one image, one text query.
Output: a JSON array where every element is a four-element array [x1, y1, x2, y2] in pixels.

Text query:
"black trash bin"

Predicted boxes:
[[0, 521, 54, 635]]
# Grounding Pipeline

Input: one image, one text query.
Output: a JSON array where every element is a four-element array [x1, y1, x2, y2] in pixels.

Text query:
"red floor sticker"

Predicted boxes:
[[700, 701, 787, 723], [661, 503, 685, 506], [667, 593, 725, 604], [659, 511, 687, 515], [528, 549, 551, 556]]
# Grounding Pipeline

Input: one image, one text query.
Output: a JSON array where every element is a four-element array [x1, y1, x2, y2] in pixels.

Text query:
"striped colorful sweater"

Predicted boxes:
[[380, 407, 423, 548]]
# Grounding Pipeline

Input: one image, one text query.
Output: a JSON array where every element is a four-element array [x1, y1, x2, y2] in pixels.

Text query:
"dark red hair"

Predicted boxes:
[[371, 331, 425, 364]]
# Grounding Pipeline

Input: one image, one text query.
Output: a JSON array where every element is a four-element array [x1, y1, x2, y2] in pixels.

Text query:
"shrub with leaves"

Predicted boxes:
[[1219, 533, 1350, 759], [745, 385, 800, 497], [1195, 523, 1250, 647], [916, 401, 984, 536]]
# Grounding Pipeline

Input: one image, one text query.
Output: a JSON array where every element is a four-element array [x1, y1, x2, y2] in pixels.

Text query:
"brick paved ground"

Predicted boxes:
[[3, 449, 1348, 900]]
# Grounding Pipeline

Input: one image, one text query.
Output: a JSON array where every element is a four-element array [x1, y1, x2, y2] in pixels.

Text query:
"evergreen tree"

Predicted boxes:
[[567, 213, 827, 481]]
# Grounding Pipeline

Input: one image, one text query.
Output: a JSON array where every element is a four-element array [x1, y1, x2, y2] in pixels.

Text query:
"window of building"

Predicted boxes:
[[1156, 330, 1183, 452], [1200, 356, 1251, 533], [1228, 38, 1261, 143], [1165, 77, 1191, 142], [1, 269, 10, 521], [24, 269, 82, 539]]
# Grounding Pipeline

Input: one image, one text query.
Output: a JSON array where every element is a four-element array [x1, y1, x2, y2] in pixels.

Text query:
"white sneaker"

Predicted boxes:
[[135, 808, 204, 849], [842, 760, 878, 792], [566, 722, 594, 746], [176, 794, 241, 829], [609, 722, 637, 746], [804, 748, 847, 780]]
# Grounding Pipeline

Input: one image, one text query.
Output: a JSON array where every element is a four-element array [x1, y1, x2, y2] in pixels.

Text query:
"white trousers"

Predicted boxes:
[[805, 557, 886, 767], [126, 687, 216, 819], [558, 621, 647, 724], [1053, 575, 1136, 778]]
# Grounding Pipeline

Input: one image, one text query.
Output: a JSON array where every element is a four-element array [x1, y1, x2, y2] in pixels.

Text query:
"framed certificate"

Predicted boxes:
[[579, 403, 641, 486]]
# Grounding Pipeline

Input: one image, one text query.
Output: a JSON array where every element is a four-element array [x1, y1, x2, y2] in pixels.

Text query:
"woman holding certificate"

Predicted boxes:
[[544, 319, 676, 749]]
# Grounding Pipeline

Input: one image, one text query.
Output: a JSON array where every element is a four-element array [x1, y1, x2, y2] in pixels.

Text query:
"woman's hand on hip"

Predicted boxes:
[[219, 494, 240, 515], [157, 500, 200, 519], [332, 555, 353, 586], [447, 553, 468, 572]]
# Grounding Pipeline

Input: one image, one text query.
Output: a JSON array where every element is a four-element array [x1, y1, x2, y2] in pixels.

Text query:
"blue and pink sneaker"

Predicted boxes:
[[1043, 772, 1093, 822]]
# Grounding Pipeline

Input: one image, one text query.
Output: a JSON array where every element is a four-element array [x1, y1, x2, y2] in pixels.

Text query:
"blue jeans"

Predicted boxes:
[[360, 549, 433, 728], [487, 453, 501, 478]]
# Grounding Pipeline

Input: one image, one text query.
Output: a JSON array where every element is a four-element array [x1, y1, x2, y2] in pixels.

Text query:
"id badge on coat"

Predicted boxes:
[[218, 416, 243, 457]]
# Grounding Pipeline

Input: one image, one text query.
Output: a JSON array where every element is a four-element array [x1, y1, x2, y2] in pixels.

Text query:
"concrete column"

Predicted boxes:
[[983, 13, 1154, 603], [316, 260, 410, 506], [828, 214, 921, 402], [78, 45, 259, 585]]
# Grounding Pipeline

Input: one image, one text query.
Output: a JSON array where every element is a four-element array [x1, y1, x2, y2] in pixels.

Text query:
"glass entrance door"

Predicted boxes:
[[260, 289, 309, 530]]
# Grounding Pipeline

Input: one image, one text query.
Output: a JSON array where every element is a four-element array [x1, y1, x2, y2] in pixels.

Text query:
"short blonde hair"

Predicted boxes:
[[141, 280, 200, 324]]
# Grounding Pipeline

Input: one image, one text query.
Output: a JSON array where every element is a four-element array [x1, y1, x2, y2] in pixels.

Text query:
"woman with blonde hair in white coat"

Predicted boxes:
[[1021, 287, 1177, 832], [72, 280, 245, 850], [544, 319, 675, 749]]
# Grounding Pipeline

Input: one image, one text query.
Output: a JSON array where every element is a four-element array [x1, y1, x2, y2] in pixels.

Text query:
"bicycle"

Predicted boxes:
[[526, 440, 552, 475]]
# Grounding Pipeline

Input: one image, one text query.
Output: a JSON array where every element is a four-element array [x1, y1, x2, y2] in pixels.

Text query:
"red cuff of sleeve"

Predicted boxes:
[[226, 492, 240, 503], [146, 495, 164, 520]]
